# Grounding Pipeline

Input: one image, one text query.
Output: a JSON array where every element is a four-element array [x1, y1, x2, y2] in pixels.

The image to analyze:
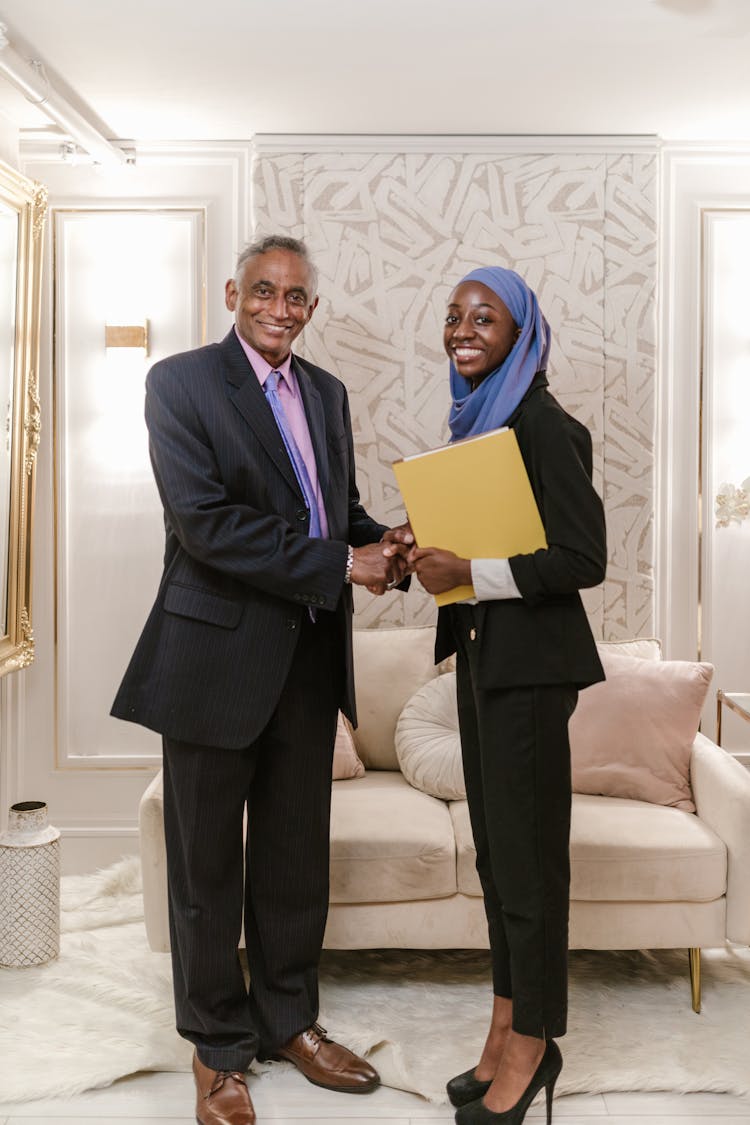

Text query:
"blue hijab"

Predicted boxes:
[[448, 267, 550, 441]]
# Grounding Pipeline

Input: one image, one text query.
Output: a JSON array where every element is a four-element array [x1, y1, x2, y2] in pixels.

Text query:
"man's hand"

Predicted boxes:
[[351, 543, 403, 595], [381, 521, 414, 551], [408, 547, 471, 595], [379, 521, 415, 591]]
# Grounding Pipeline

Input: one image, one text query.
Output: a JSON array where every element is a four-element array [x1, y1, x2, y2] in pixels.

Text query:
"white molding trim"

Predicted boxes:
[[251, 133, 661, 155], [58, 824, 138, 837], [19, 136, 255, 169], [60, 755, 160, 771], [19, 133, 663, 162], [658, 142, 750, 159]]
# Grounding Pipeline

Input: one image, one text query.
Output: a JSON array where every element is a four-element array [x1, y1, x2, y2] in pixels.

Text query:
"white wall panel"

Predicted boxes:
[[658, 149, 750, 669], [701, 210, 750, 751], [55, 209, 203, 766]]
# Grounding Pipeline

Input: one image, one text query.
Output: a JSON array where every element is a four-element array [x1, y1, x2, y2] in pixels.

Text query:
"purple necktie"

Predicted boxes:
[[264, 370, 322, 539]]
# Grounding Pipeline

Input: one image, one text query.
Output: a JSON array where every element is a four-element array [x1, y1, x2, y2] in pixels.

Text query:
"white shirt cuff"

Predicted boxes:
[[470, 558, 522, 601]]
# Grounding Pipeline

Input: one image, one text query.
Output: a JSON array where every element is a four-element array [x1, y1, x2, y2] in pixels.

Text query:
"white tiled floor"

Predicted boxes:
[[0, 1070, 749, 1124]]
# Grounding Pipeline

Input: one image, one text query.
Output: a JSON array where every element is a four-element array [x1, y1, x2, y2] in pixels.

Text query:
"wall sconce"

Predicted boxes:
[[104, 321, 149, 356]]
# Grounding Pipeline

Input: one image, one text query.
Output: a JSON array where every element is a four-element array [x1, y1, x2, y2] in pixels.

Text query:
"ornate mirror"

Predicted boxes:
[[0, 160, 46, 676]]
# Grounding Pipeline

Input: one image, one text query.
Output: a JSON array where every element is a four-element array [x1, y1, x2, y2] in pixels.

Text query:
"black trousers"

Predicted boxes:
[[161, 610, 343, 1072], [452, 605, 578, 1039]]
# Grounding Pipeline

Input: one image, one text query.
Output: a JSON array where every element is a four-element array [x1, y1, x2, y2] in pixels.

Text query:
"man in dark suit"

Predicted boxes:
[[112, 235, 408, 1125]]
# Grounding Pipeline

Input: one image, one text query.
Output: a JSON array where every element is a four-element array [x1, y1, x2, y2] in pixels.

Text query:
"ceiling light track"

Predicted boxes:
[[0, 22, 132, 166]]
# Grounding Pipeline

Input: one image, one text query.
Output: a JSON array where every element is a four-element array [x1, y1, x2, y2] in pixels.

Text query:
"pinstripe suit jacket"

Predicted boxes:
[[111, 329, 386, 749]]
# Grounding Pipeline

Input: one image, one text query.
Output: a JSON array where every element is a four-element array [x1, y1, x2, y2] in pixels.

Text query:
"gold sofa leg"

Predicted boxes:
[[689, 947, 701, 1013]]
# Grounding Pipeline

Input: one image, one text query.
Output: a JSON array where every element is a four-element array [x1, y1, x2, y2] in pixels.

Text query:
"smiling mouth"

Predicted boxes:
[[258, 322, 292, 334], [452, 347, 483, 361]]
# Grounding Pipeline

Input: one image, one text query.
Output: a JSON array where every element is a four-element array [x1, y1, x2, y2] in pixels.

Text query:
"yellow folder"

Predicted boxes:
[[392, 427, 547, 606]]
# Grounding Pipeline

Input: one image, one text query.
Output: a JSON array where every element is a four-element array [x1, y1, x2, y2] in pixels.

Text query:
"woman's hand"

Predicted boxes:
[[408, 547, 471, 595]]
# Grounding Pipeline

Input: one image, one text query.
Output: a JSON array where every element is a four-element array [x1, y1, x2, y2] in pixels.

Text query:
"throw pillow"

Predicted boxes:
[[395, 674, 465, 800], [332, 712, 365, 780], [570, 651, 714, 812], [597, 637, 661, 661]]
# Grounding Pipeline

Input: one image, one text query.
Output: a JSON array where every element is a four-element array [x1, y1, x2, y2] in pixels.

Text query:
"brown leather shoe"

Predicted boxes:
[[274, 1021, 379, 1093], [193, 1051, 256, 1125]]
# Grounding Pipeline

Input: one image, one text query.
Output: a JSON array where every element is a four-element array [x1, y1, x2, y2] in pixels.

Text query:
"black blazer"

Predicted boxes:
[[435, 373, 606, 690], [112, 329, 385, 748]]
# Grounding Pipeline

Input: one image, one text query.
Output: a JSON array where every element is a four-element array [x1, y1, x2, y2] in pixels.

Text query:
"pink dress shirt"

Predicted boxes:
[[234, 327, 329, 537]]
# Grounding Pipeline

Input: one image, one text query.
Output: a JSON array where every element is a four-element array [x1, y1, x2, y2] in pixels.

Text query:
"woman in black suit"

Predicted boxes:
[[408, 268, 606, 1124]]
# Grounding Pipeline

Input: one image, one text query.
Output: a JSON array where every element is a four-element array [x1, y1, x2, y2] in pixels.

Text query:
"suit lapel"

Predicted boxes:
[[220, 330, 302, 499]]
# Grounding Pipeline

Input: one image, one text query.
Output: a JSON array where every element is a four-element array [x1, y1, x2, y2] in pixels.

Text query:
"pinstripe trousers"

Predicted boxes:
[[161, 610, 343, 1072]]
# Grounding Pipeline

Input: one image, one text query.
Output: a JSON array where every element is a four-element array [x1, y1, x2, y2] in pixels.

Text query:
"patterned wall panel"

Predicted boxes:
[[251, 152, 305, 240], [250, 144, 657, 637], [602, 154, 657, 638]]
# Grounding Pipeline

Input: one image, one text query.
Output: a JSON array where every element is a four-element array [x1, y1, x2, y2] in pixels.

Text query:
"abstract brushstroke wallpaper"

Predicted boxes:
[[252, 145, 657, 637]]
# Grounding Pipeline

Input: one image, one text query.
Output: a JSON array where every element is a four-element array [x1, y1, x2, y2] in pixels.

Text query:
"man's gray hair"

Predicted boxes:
[[234, 235, 318, 298]]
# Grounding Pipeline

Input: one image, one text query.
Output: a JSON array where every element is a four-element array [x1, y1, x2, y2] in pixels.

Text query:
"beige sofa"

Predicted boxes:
[[139, 626, 750, 1012]]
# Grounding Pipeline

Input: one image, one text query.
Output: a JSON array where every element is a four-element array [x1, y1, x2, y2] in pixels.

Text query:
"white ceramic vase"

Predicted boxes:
[[0, 801, 60, 967]]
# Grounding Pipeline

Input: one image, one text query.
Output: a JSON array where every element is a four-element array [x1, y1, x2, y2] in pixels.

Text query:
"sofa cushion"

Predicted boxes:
[[333, 712, 365, 780], [329, 771, 457, 903], [450, 793, 727, 903], [570, 652, 714, 812], [395, 674, 463, 799], [569, 793, 726, 901], [352, 626, 439, 769]]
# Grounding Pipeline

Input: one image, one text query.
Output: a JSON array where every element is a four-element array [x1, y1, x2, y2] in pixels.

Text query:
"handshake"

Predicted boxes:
[[349, 523, 473, 598], [348, 523, 415, 596]]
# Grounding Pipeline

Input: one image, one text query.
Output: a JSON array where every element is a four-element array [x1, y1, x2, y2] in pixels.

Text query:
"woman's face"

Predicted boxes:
[[444, 280, 519, 389]]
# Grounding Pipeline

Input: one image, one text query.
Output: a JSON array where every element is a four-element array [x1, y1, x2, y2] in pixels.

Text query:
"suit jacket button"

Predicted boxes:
[[287, 619, 297, 630], [296, 508, 307, 521]]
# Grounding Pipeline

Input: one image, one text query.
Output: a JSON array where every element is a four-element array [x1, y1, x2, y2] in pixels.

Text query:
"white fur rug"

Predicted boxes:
[[1, 856, 749, 1104]]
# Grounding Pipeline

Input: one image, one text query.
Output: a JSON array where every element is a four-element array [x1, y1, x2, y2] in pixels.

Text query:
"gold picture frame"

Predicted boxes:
[[0, 160, 47, 677]]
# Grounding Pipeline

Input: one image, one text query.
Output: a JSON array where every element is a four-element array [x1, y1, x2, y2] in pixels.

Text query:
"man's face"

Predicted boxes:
[[225, 249, 318, 367]]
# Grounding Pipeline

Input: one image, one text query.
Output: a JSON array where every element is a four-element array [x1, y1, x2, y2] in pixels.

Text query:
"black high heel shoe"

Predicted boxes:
[[446, 1066, 492, 1108], [454, 1039, 562, 1125]]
